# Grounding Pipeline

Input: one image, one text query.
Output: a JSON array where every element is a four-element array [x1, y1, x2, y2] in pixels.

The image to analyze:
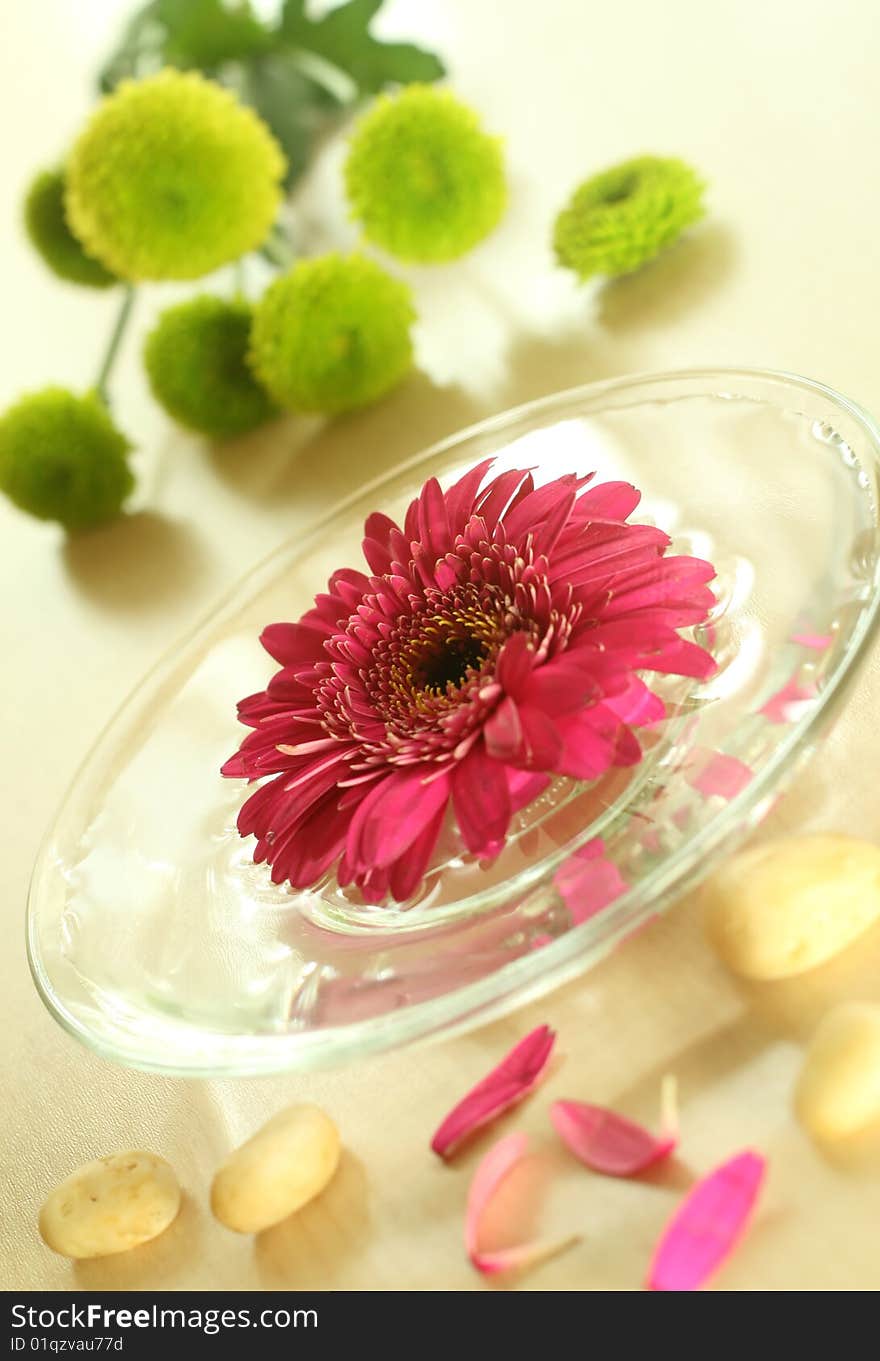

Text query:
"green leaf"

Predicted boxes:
[[98, 0, 272, 90], [157, 0, 272, 69], [280, 0, 445, 95], [241, 51, 346, 188]]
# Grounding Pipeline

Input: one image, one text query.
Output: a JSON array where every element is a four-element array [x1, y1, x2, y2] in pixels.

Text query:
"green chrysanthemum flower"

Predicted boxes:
[[66, 69, 286, 281], [249, 253, 415, 414], [0, 387, 134, 531], [24, 168, 116, 289], [344, 86, 507, 263], [553, 155, 706, 281], [144, 295, 276, 438]]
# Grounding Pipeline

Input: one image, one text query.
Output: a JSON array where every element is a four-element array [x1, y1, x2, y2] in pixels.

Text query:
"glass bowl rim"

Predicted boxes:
[[26, 365, 880, 1075]]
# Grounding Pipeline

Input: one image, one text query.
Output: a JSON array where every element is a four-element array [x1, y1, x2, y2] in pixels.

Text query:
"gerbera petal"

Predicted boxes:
[[346, 768, 451, 872], [465, 1133, 577, 1276], [495, 631, 535, 698], [647, 1150, 767, 1291], [387, 804, 446, 901], [554, 711, 619, 780], [551, 1075, 678, 1177], [484, 695, 525, 762], [431, 1025, 556, 1158], [452, 744, 512, 856], [517, 704, 564, 770], [443, 456, 495, 529], [574, 479, 641, 522]]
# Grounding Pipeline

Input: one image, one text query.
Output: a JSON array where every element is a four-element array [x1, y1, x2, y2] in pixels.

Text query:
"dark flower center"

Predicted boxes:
[[411, 634, 489, 693]]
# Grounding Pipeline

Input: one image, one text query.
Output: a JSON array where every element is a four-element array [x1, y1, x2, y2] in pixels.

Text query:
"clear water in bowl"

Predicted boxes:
[[28, 370, 880, 1074]]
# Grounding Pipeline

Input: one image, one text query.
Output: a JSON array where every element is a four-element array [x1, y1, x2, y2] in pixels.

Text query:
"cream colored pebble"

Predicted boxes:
[[39, 1151, 181, 1259], [704, 834, 880, 980], [795, 1002, 880, 1139], [211, 1103, 340, 1234]]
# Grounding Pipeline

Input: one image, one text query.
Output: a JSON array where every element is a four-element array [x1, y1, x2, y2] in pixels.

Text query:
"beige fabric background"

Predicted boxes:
[[3, 0, 880, 1291]]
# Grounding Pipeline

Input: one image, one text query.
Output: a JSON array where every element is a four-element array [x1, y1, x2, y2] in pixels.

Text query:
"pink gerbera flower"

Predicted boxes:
[[222, 461, 716, 903]]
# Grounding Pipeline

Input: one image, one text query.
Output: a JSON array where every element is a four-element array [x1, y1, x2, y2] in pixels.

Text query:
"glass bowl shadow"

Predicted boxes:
[[27, 368, 880, 1074]]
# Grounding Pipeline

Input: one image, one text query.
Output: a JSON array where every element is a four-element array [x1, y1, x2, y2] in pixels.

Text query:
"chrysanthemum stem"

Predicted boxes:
[[259, 222, 297, 270], [95, 285, 135, 403]]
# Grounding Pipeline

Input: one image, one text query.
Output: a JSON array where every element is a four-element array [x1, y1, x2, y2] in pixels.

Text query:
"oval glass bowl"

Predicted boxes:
[[28, 369, 880, 1075]]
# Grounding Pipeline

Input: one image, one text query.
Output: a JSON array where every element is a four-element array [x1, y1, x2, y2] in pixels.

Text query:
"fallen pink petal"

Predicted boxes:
[[465, 1132, 576, 1276], [647, 1149, 766, 1291], [551, 1075, 678, 1177], [431, 1024, 556, 1159]]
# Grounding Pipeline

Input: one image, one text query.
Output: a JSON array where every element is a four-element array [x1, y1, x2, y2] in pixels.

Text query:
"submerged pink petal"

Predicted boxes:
[[791, 630, 833, 650], [647, 1150, 766, 1291], [553, 837, 628, 925], [431, 1025, 556, 1159], [465, 1133, 576, 1276], [551, 1076, 678, 1177], [759, 676, 818, 724], [689, 752, 753, 801]]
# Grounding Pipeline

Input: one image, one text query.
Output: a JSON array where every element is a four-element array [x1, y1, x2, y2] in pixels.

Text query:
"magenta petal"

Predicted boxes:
[[452, 745, 512, 856], [465, 1133, 576, 1276], [550, 1077, 678, 1177], [346, 768, 450, 871], [483, 695, 524, 762], [647, 1150, 766, 1291], [431, 1025, 556, 1159]]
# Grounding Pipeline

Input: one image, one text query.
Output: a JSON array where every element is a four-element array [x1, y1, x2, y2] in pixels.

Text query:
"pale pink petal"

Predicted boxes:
[[647, 1150, 766, 1291], [791, 630, 833, 650], [551, 1076, 678, 1176], [431, 1026, 556, 1159], [465, 1133, 577, 1276], [759, 677, 818, 724], [689, 752, 753, 800], [553, 837, 628, 924]]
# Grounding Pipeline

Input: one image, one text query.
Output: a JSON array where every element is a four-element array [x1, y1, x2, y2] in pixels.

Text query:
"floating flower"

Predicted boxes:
[[23, 169, 116, 289], [0, 387, 133, 530], [248, 253, 415, 414], [66, 69, 286, 281], [431, 1025, 556, 1159], [222, 462, 716, 903], [144, 295, 276, 438], [345, 85, 507, 263], [554, 155, 705, 281]]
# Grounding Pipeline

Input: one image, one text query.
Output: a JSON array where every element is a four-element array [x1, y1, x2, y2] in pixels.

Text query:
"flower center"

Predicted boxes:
[[411, 633, 489, 694]]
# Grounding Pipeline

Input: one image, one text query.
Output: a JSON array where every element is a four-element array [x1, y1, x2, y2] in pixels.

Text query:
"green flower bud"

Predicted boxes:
[[553, 155, 706, 281], [345, 86, 506, 263], [144, 295, 276, 438], [0, 388, 134, 531], [249, 253, 415, 414], [24, 169, 116, 289], [66, 69, 286, 282]]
